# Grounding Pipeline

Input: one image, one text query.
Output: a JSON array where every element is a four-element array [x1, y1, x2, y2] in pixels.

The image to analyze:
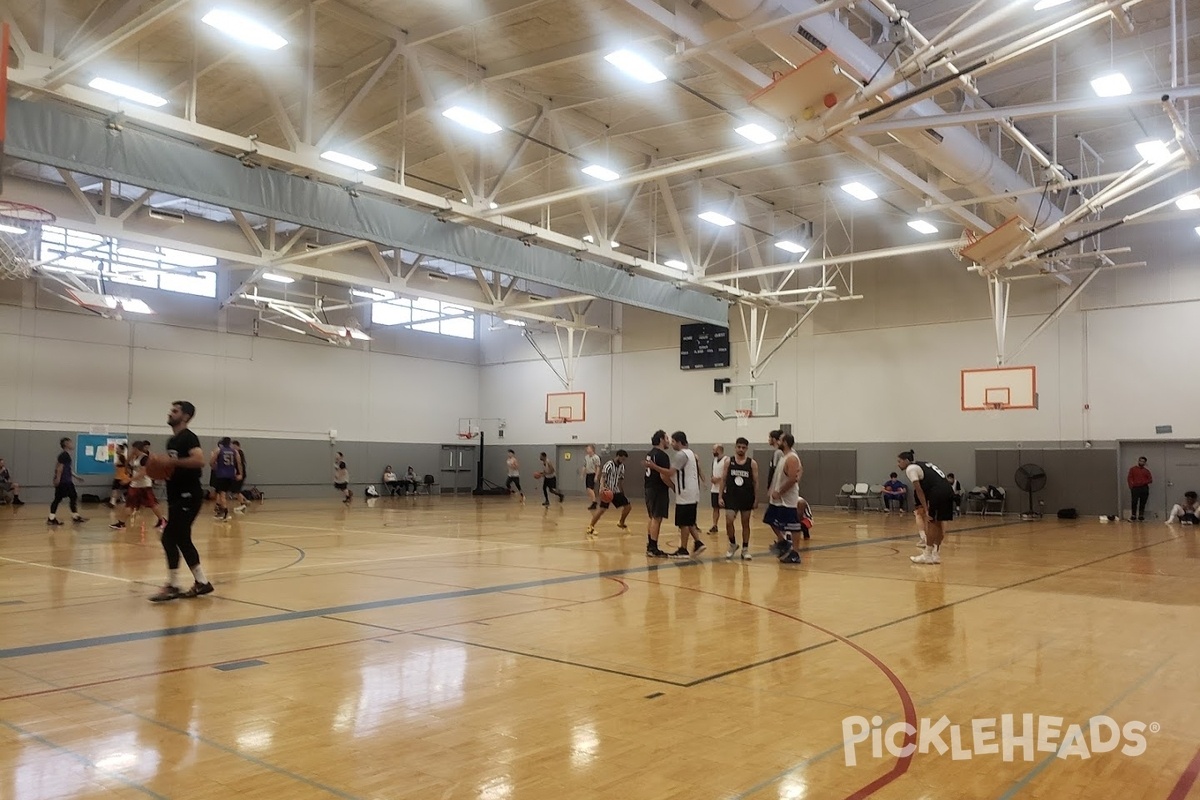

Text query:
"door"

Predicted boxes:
[[1164, 444, 1200, 519], [556, 446, 587, 494], [440, 445, 476, 494]]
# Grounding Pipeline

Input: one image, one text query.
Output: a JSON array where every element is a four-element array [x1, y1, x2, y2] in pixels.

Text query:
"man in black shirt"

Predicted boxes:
[[150, 400, 213, 601], [47, 437, 86, 525], [643, 430, 673, 558]]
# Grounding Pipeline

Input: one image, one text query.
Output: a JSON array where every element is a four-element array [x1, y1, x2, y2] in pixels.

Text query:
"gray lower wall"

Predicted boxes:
[[0, 427, 463, 502]]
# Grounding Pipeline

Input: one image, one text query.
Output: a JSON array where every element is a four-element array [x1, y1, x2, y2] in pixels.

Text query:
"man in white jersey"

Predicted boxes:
[[765, 433, 804, 564], [505, 449, 524, 501], [585, 450, 630, 535], [765, 430, 784, 505], [583, 445, 602, 510], [665, 431, 705, 558], [708, 444, 729, 534]]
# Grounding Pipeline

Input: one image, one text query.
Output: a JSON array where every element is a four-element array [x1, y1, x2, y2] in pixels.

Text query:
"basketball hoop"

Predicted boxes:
[[735, 408, 753, 428], [547, 416, 568, 425], [0, 201, 54, 280], [457, 431, 478, 440], [951, 229, 979, 262]]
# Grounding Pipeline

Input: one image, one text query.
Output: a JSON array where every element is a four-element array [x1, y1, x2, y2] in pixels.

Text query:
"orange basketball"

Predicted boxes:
[[145, 454, 175, 481], [600, 489, 614, 503], [533, 471, 543, 480]]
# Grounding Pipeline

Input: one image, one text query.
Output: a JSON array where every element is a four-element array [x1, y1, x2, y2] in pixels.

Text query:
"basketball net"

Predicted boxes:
[[735, 408, 753, 428], [0, 202, 54, 280], [951, 229, 979, 262]]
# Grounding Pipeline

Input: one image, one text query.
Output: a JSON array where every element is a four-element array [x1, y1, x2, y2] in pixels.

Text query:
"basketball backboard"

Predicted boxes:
[[545, 391, 585, 423], [961, 366, 1037, 410], [716, 382, 778, 420]]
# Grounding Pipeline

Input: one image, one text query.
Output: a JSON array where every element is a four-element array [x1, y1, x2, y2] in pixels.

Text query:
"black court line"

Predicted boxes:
[[213, 659, 267, 671], [681, 535, 1177, 687], [0, 519, 1023, 660], [411, 632, 688, 687]]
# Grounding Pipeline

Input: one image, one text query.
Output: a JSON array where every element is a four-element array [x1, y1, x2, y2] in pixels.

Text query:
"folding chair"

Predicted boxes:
[[835, 483, 854, 509], [848, 482, 869, 511]]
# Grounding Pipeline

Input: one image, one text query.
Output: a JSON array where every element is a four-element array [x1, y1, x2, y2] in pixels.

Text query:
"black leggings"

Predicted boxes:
[[506, 477, 523, 493], [50, 484, 78, 515], [543, 476, 563, 503], [1130, 486, 1150, 518], [162, 501, 202, 570]]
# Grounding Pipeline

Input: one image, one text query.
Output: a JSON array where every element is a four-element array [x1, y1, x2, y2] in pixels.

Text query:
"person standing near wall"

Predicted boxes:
[[210, 437, 238, 521], [583, 445, 602, 510], [47, 438, 86, 526], [231, 441, 248, 513], [1127, 456, 1152, 521], [333, 452, 352, 504]]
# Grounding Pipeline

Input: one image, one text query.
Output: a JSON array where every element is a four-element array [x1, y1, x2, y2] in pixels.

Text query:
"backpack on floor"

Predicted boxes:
[[365, 485, 380, 498], [1057, 508, 1078, 519]]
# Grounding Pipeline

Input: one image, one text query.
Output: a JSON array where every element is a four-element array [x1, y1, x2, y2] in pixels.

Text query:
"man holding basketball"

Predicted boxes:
[[898, 449, 953, 565], [149, 401, 212, 601], [585, 450, 630, 535]]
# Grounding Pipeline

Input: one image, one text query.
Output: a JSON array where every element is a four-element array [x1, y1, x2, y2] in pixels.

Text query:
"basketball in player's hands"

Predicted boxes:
[[145, 454, 175, 481], [533, 471, 543, 480], [600, 489, 614, 503]]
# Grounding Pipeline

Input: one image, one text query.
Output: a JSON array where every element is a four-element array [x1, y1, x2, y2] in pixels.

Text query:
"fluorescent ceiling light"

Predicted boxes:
[[503, 319, 527, 327], [320, 150, 377, 172], [0, 223, 27, 235], [119, 298, 154, 314], [604, 50, 666, 84], [774, 240, 807, 254], [87, 77, 167, 107], [1135, 139, 1172, 164], [442, 106, 502, 134], [735, 123, 777, 144], [1176, 194, 1200, 211], [201, 9, 288, 50], [698, 211, 736, 227], [1090, 72, 1131, 97], [663, 259, 688, 270], [841, 182, 878, 201], [1033, 0, 1071, 9], [907, 219, 939, 235], [262, 273, 295, 284], [582, 164, 621, 182]]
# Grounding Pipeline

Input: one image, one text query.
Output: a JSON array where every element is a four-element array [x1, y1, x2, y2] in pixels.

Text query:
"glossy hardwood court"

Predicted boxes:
[[1, 496, 1199, 800]]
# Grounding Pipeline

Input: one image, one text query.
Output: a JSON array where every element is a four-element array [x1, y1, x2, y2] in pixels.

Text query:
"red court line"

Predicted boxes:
[[670, 584, 917, 800], [1167, 746, 1200, 800], [0, 577, 628, 703]]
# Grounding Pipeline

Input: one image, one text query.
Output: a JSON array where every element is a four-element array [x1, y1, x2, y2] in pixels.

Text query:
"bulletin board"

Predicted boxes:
[[75, 434, 129, 475]]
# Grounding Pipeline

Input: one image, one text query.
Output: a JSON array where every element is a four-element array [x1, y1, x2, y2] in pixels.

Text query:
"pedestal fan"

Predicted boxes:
[[1015, 464, 1047, 520]]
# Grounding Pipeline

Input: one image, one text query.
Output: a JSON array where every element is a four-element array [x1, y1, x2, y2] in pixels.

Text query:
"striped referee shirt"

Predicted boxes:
[[601, 459, 624, 491]]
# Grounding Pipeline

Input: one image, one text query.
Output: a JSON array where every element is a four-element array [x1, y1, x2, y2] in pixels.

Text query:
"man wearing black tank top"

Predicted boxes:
[[721, 437, 758, 560], [898, 449, 953, 565], [643, 430, 673, 558]]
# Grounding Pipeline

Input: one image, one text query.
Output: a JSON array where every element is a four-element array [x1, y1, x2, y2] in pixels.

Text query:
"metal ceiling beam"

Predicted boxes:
[[316, 41, 403, 149], [699, 239, 961, 284], [6, 94, 728, 324], [41, 0, 190, 88], [405, 0, 555, 47]]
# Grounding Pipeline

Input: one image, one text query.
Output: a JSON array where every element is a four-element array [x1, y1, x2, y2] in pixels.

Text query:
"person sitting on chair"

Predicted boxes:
[[882, 473, 907, 513], [946, 472, 964, 516], [405, 466, 419, 495], [382, 466, 401, 496], [0, 457, 24, 505], [1167, 491, 1199, 525]]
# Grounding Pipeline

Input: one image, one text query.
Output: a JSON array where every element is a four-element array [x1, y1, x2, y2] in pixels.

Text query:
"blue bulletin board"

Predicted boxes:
[[75, 434, 129, 475]]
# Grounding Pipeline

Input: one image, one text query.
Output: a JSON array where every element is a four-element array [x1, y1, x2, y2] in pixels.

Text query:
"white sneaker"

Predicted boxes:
[[910, 548, 941, 565], [725, 543, 740, 559], [741, 549, 753, 561]]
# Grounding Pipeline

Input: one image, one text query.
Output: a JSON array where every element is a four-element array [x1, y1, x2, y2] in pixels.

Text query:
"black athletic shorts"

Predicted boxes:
[[231, 480, 244, 494], [601, 492, 629, 510], [924, 491, 955, 522], [213, 477, 235, 493], [710, 492, 721, 509], [645, 489, 669, 520], [334, 482, 348, 491], [585, 475, 596, 490], [675, 502, 698, 528]]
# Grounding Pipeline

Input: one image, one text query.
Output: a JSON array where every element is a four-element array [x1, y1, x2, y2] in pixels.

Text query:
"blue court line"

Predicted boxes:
[[995, 654, 1174, 800], [0, 520, 1022, 661], [0, 718, 170, 799]]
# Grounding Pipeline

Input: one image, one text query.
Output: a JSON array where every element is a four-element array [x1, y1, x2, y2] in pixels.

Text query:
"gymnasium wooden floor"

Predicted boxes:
[[1, 496, 1199, 800]]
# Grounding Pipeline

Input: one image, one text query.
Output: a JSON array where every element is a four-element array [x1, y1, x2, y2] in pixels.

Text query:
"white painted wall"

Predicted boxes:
[[0, 304, 478, 442]]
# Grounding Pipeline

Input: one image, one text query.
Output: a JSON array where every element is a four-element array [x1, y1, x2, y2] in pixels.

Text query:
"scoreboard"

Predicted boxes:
[[680, 323, 730, 370]]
